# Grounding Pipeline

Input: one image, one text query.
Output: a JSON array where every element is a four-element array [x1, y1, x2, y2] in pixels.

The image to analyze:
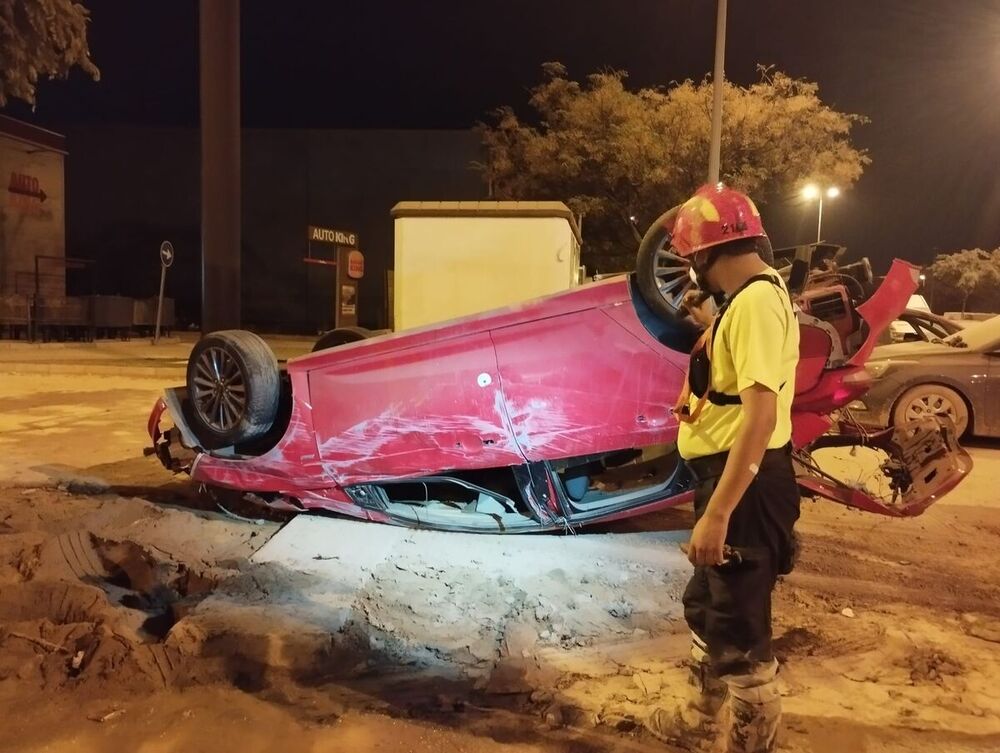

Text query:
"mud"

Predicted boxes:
[[1, 373, 1000, 751]]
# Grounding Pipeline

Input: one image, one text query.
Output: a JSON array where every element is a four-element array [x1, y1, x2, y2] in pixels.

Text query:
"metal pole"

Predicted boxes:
[[816, 196, 824, 243], [154, 263, 167, 345], [199, 0, 241, 333], [707, 0, 728, 184]]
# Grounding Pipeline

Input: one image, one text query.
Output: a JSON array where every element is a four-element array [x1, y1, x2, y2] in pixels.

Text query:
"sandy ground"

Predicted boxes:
[[0, 372, 999, 752]]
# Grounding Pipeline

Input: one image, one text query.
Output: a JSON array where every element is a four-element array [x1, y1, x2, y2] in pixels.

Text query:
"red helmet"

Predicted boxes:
[[670, 184, 767, 258]]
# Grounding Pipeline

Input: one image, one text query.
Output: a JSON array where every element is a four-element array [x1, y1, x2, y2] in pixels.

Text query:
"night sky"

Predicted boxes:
[[5, 0, 1000, 272]]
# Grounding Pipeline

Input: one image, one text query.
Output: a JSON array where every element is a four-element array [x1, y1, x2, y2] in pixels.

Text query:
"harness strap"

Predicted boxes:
[[708, 390, 743, 406], [673, 273, 790, 424]]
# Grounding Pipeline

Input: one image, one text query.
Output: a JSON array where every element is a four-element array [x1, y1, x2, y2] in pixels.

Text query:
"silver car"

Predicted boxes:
[[881, 308, 967, 345], [848, 314, 1000, 438]]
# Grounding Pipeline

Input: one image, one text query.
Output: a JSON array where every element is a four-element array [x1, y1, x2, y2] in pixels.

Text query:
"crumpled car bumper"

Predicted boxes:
[[796, 417, 972, 517]]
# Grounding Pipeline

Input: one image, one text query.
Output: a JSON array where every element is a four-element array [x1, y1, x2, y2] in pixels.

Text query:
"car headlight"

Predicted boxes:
[[866, 359, 918, 380], [866, 360, 892, 379]]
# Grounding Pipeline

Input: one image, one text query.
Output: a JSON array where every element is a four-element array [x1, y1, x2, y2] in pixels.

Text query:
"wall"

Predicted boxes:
[[0, 135, 66, 298], [63, 127, 484, 331]]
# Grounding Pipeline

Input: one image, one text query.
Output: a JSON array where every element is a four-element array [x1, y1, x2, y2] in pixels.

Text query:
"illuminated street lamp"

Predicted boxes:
[[802, 184, 840, 243]]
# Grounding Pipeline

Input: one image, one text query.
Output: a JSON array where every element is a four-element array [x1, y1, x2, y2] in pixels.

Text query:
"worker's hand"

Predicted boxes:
[[682, 290, 715, 329], [687, 510, 729, 567]]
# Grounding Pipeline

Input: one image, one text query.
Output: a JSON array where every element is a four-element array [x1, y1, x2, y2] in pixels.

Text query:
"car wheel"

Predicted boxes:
[[634, 206, 692, 321], [186, 330, 280, 448], [634, 206, 777, 321], [312, 326, 371, 352], [893, 384, 970, 437]]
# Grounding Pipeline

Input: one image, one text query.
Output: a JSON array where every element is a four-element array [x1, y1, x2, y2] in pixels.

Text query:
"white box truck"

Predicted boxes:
[[390, 201, 583, 331]]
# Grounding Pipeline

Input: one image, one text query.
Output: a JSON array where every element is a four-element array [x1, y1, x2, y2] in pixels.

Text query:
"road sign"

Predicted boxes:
[[160, 240, 175, 268], [155, 241, 174, 344]]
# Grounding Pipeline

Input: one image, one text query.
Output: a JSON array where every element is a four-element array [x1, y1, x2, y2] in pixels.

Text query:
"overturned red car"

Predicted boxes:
[[148, 236, 971, 532]]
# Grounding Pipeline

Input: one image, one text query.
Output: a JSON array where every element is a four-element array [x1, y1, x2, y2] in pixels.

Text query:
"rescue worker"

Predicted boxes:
[[646, 184, 800, 753]]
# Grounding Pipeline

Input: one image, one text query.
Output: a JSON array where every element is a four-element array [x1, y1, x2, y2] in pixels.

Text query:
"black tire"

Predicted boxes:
[[312, 326, 372, 352], [635, 205, 779, 321], [186, 330, 280, 448], [635, 205, 691, 322], [892, 383, 970, 438]]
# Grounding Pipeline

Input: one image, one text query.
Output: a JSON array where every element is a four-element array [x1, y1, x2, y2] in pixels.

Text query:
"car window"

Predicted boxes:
[[914, 318, 948, 340]]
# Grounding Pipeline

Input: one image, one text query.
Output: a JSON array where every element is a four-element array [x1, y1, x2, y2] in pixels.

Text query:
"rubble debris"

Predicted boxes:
[[543, 704, 564, 728], [904, 647, 963, 685], [62, 477, 112, 495], [88, 708, 125, 723], [632, 672, 663, 696], [961, 613, 1000, 644], [530, 689, 553, 705], [3, 631, 69, 654]]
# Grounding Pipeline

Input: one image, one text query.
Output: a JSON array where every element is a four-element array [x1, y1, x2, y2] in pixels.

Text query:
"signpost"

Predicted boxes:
[[154, 241, 174, 345]]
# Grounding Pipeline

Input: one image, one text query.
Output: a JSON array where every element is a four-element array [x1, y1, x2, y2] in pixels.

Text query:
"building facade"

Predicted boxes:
[[0, 116, 67, 300]]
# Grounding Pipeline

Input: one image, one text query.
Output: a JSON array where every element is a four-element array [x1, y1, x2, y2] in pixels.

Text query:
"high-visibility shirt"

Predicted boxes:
[[678, 273, 799, 460]]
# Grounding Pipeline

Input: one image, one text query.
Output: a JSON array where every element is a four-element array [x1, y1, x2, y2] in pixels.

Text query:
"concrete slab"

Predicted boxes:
[[251, 515, 690, 580], [173, 515, 695, 683]]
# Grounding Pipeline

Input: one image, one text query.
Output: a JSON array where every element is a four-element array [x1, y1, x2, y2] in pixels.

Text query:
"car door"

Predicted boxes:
[[491, 306, 686, 462], [309, 333, 525, 483], [983, 347, 1000, 436]]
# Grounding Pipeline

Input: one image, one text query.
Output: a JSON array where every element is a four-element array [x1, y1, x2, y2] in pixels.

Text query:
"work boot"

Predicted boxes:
[[723, 660, 781, 753], [645, 638, 728, 749]]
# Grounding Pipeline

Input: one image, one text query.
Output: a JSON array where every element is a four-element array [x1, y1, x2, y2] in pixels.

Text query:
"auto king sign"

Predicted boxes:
[[308, 225, 358, 247]]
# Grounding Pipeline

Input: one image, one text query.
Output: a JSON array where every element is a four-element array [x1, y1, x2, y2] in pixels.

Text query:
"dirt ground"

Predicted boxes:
[[1, 372, 999, 752]]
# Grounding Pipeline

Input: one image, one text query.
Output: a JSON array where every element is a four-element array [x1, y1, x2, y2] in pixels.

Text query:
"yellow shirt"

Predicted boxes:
[[678, 273, 799, 460]]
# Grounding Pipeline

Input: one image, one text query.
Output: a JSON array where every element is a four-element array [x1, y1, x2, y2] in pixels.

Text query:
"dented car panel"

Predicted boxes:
[[149, 259, 971, 532], [491, 306, 687, 460], [310, 332, 525, 484]]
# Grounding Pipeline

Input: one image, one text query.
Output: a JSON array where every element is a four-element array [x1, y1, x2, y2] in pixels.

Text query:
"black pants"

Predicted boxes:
[[682, 445, 800, 676]]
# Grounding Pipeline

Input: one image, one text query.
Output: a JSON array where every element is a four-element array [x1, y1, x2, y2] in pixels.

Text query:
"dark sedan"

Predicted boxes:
[[848, 315, 1000, 437]]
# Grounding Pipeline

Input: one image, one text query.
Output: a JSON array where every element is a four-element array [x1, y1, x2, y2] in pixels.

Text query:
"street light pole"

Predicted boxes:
[[707, 0, 727, 184], [802, 185, 839, 244]]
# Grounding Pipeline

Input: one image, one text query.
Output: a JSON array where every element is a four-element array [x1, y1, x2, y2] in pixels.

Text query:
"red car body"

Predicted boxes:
[[149, 260, 971, 532]]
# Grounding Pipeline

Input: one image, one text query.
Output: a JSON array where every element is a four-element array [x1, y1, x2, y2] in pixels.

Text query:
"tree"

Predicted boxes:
[[0, 0, 99, 107], [477, 63, 869, 273], [926, 248, 1000, 313]]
